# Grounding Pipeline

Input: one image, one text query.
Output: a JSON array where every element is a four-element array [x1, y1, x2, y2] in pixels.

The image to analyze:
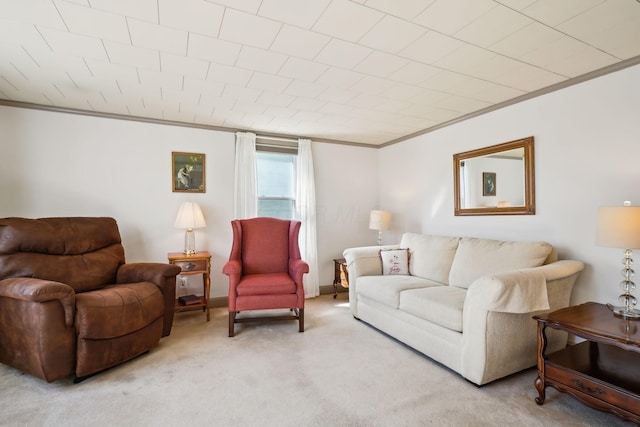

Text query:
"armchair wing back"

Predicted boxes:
[[0, 217, 181, 382], [223, 217, 309, 337]]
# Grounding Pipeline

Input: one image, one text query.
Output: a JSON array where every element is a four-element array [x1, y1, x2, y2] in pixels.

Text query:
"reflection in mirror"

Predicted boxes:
[[453, 137, 535, 216]]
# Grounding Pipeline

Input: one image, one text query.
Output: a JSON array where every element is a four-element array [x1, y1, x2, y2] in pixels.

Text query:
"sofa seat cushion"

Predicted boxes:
[[357, 275, 440, 309], [448, 237, 553, 289], [75, 282, 164, 339], [399, 286, 467, 332]]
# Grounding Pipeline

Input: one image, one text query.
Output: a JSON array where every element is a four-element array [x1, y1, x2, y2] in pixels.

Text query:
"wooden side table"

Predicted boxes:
[[534, 302, 640, 424], [168, 251, 211, 321], [332, 258, 348, 299]]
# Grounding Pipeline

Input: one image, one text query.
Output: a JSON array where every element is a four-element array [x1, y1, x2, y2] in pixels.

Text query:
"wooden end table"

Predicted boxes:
[[534, 302, 640, 424], [168, 251, 211, 321], [332, 258, 348, 299]]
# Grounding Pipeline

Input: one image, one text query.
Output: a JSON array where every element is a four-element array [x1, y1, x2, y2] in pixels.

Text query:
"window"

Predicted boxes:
[[256, 151, 296, 219]]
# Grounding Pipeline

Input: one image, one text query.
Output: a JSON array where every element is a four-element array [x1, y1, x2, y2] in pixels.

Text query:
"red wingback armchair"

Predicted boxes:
[[222, 217, 309, 337], [0, 217, 181, 382]]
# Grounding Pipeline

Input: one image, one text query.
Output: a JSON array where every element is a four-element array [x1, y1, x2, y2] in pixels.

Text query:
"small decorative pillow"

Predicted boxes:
[[379, 249, 409, 275]]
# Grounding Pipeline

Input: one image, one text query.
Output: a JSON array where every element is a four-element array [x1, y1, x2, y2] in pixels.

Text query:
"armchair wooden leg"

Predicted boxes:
[[229, 312, 235, 337], [299, 308, 304, 332]]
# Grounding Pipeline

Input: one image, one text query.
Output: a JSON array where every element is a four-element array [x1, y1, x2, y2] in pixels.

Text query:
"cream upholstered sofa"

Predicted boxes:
[[343, 233, 584, 386]]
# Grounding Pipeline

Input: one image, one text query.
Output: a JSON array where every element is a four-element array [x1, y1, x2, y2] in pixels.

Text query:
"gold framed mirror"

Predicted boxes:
[[453, 136, 535, 216]]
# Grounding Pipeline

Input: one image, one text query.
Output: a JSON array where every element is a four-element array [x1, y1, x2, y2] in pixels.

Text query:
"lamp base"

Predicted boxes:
[[612, 306, 640, 320]]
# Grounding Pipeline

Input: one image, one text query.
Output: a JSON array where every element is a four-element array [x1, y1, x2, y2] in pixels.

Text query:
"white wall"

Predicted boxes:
[[378, 64, 640, 306], [0, 106, 378, 297]]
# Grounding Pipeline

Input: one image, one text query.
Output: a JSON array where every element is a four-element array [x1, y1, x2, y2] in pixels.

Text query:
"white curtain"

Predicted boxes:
[[295, 139, 320, 298], [233, 132, 257, 219]]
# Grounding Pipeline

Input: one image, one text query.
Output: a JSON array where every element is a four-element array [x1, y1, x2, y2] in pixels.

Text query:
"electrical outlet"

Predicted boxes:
[[180, 277, 187, 287]]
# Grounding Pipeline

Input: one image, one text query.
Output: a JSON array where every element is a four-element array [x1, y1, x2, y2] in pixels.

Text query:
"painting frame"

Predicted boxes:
[[172, 152, 206, 193], [482, 172, 496, 197]]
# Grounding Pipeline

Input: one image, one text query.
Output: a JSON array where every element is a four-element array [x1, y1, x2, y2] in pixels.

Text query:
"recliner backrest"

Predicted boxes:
[[0, 217, 125, 292]]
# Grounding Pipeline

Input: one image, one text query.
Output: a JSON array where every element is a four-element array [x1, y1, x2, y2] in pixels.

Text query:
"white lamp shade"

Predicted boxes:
[[174, 202, 206, 229], [597, 206, 640, 249], [369, 210, 391, 231]]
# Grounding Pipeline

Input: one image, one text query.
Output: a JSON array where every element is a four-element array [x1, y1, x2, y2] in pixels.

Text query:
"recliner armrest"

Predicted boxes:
[[0, 277, 75, 327], [116, 263, 182, 287]]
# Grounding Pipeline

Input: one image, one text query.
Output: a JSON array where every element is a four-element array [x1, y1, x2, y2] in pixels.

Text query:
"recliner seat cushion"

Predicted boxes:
[[75, 282, 164, 339]]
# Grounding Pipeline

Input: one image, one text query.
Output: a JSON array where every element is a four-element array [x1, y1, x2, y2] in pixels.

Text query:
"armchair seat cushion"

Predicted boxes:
[[75, 282, 164, 339], [236, 272, 297, 296]]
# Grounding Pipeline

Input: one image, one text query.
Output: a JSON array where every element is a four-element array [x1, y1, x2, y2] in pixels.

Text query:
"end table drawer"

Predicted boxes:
[[174, 259, 207, 272], [546, 363, 639, 412]]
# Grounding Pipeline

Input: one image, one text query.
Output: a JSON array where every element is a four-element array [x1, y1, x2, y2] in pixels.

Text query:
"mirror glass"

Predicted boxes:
[[453, 137, 535, 216]]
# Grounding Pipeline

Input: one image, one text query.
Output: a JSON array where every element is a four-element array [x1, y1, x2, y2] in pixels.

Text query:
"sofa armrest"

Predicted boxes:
[[343, 244, 399, 316], [117, 263, 181, 337], [0, 277, 75, 327], [461, 260, 584, 384]]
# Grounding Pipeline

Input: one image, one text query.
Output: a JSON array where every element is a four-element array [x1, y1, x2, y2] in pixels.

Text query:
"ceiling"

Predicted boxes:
[[1, 0, 639, 146]]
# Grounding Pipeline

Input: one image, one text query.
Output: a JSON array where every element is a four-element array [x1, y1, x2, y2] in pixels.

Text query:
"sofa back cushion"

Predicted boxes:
[[448, 237, 553, 289], [400, 233, 460, 284], [0, 217, 125, 293]]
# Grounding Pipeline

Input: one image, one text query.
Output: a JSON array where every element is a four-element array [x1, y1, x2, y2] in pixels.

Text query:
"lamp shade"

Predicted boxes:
[[174, 202, 206, 229], [369, 210, 391, 231], [597, 205, 640, 249]]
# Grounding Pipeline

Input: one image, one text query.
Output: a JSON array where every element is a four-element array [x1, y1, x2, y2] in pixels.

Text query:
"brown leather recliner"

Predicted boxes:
[[0, 217, 181, 382]]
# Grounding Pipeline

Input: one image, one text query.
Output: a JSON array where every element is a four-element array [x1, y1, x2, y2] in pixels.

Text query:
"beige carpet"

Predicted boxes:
[[0, 295, 633, 427]]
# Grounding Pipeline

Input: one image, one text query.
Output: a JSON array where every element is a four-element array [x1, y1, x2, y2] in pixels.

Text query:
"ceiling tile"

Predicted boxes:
[[544, 47, 618, 78], [315, 39, 373, 69], [258, 0, 331, 29], [489, 22, 564, 58], [0, 0, 67, 29], [418, 69, 471, 91], [413, 0, 496, 35], [161, 52, 209, 79], [312, 0, 383, 42], [183, 76, 225, 97], [495, 0, 536, 10], [497, 63, 565, 91], [221, 84, 262, 102], [206, 64, 252, 86], [270, 25, 330, 60], [363, 0, 435, 20], [388, 61, 440, 85], [218, 9, 281, 50], [435, 94, 491, 114], [90, 0, 158, 23], [435, 43, 495, 76], [248, 71, 291, 93], [446, 77, 525, 103], [289, 97, 326, 111], [350, 75, 395, 95], [278, 57, 328, 82], [257, 91, 295, 107], [54, 0, 130, 43], [104, 41, 160, 70], [316, 67, 363, 89], [316, 87, 358, 104], [37, 27, 109, 61], [399, 31, 464, 64], [454, 4, 533, 47], [127, 18, 188, 55], [187, 34, 240, 65], [519, 36, 594, 73], [204, 0, 262, 14], [354, 51, 408, 78], [158, 0, 224, 37], [137, 68, 183, 90], [83, 59, 139, 83], [236, 46, 288, 74], [359, 15, 426, 54], [284, 80, 326, 98], [521, 0, 604, 27]]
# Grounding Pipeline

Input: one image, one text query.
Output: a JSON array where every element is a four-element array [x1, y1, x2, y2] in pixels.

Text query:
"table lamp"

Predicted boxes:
[[369, 210, 391, 246], [596, 201, 640, 319], [175, 202, 206, 255]]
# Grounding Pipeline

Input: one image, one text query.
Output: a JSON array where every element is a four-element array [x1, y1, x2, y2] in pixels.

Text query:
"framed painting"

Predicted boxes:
[[172, 152, 205, 193], [482, 172, 496, 196]]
